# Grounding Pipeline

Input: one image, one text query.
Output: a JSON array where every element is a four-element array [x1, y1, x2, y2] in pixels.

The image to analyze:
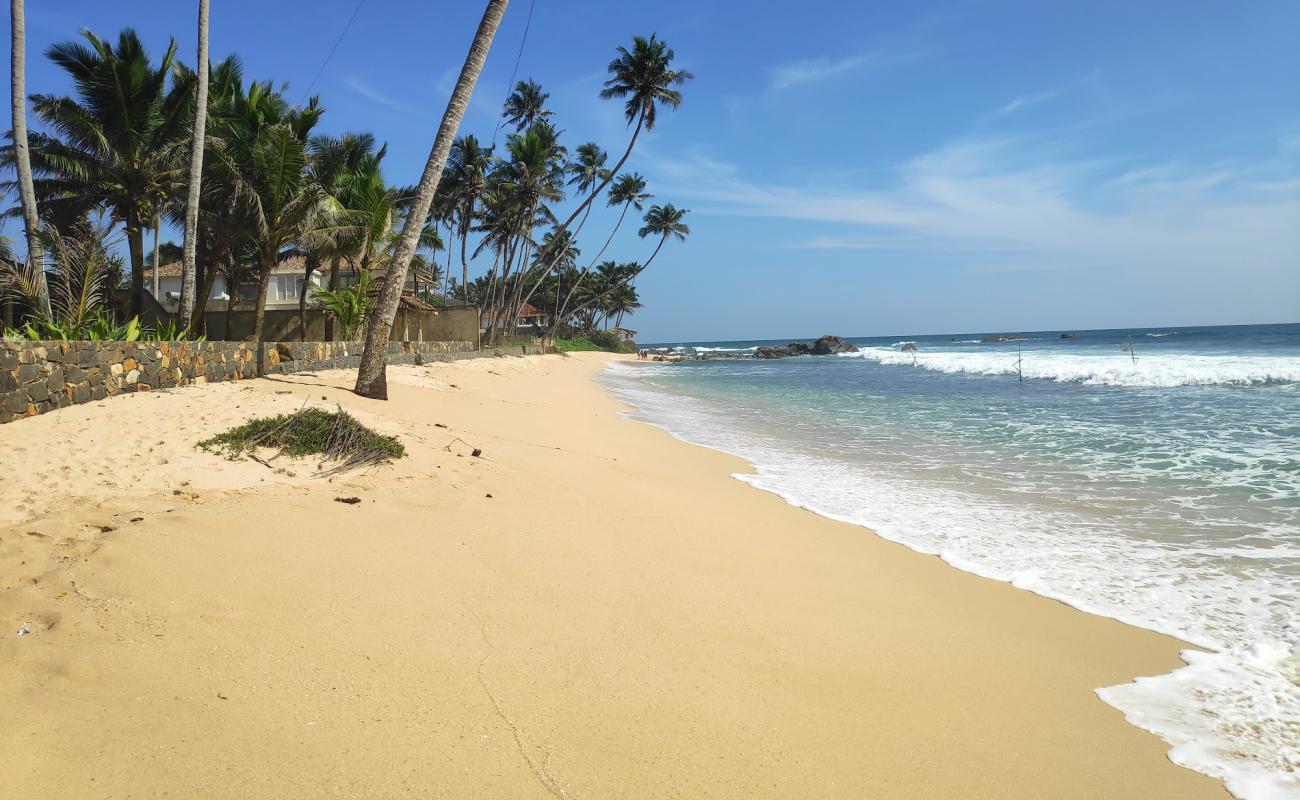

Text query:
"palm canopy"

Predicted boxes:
[[569, 142, 610, 195], [639, 203, 690, 241], [599, 35, 694, 130], [501, 78, 553, 131], [608, 172, 651, 210], [7, 28, 192, 313]]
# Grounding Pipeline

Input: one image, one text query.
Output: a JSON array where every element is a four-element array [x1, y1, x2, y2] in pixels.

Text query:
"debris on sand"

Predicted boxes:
[[199, 406, 405, 476]]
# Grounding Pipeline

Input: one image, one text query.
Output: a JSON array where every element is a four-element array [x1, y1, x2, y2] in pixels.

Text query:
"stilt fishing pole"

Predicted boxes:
[[1124, 332, 1138, 365], [1014, 341, 1023, 382]]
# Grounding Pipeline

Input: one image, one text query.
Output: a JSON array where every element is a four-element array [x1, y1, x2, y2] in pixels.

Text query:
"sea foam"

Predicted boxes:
[[844, 347, 1300, 387]]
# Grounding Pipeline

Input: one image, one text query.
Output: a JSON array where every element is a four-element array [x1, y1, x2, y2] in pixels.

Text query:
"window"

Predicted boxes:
[[274, 275, 303, 302]]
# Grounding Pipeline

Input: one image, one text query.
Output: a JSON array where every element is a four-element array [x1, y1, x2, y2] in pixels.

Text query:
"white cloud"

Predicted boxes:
[[344, 77, 431, 117], [999, 89, 1060, 115], [642, 138, 1300, 282], [769, 47, 925, 91]]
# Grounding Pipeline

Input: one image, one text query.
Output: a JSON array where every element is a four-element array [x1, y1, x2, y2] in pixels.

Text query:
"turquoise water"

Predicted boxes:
[[603, 323, 1299, 800]]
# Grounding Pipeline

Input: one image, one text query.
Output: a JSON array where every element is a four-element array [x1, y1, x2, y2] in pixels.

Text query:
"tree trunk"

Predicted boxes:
[[459, 215, 471, 298], [324, 255, 340, 340], [9, 0, 49, 318], [564, 235, 665, 324], [126, 212, 146, 318], [555, 109, 643, 234], [223, 268, 238, 341], [179, 0, 210, 330], [251, 258, 272, 374], [151, 216, 162, 302], [298, 255, 318, 341], [546, 199, 633, 337], [191, 258, 217, 333], [355, 0, 508, 399]]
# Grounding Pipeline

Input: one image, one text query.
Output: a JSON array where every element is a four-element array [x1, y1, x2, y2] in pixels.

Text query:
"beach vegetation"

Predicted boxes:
[[3, 6, 693, 362], [198, 407, 404, 471]]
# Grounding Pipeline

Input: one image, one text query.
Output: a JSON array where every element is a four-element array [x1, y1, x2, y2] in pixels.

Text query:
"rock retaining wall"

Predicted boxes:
[[1, 339, 542, 424]]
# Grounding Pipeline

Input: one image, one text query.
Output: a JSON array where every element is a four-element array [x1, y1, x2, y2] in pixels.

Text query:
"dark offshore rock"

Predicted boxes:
[[808, 335, 858, 355], [754, 335, 858, 359]]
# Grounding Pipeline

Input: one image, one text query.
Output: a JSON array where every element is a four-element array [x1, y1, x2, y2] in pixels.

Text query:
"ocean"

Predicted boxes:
[[601, 323, 1299, 800]]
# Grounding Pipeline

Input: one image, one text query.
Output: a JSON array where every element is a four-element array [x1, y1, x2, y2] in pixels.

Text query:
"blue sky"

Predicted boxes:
[[7, 0, 1299, 341]]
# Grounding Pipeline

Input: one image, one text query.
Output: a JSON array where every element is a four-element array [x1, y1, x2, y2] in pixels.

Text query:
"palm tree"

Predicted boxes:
[[636, 202, 689, 270], [501, 78, 552, 131], [8, 0, 49, 317], [444, 134, 494, 293], [556, 35, 691, 232], [548, 172, 651, 334], [22, 29, 191, 316], [178, 0, 210, 329], [355, 0, 509, 399], [607, 282, 641, 329], [481, 124, 565, 342], [238, 97, 332, 351], [172, 55, 247, 333], [565, 204, 688, 324], [567, 141, 608, 231]]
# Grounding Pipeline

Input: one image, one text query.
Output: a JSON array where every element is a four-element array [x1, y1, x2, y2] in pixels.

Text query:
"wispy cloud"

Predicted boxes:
[[769, 48, 925, 91], [344, 77, 431, 117], [998, 89, 1060, 115], [642, 137, 1300, 283]]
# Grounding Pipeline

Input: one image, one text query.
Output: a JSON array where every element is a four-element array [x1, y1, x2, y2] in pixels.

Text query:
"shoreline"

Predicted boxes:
[[0, 353, 1231, 798]]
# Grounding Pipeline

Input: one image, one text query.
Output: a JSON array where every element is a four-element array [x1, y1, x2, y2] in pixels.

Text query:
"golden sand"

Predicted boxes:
[[0, 352, 1229, 798]]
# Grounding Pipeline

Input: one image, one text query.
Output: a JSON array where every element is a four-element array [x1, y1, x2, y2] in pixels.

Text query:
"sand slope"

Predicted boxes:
[[0, 353, 1229, 798]]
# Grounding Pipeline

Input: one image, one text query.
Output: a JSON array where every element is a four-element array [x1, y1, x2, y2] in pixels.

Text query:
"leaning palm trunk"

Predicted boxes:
[[563, 235, 665, 323], [9, 0, 49, 318], [354, 0, 507, 398], [547, 204, 629, 336], [179, 0, 211, 329]]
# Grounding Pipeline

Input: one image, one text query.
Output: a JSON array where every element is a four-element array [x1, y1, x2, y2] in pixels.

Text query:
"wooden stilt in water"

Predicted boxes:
[[1124, 332, 1138, 365]]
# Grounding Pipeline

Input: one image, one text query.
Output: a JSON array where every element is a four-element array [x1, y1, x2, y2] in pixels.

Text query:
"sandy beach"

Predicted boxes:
[[0, 352, 1230, 798]]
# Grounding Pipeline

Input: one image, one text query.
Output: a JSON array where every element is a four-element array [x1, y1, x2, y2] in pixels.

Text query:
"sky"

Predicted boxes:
[[5, 0, 1299, 341]]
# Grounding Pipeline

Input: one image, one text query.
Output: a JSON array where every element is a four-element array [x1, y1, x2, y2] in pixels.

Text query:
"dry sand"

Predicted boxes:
[[0, 352, 1229, 798]]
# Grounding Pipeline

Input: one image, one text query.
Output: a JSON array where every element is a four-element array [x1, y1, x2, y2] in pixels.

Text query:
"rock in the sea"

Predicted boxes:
[[754, 336, 858, 359], [808, 335, 858, 355]]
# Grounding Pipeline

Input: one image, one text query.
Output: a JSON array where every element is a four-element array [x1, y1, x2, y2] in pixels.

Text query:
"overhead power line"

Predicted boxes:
[[490, 0, 538, 147], [303, 0, 368, 100]]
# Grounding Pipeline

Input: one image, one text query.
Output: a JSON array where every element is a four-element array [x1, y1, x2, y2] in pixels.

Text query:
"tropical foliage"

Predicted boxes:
[[3, 21, 694, 346]]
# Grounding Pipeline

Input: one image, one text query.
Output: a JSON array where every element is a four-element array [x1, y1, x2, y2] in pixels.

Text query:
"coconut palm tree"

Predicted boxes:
[[8, 0, 49, 317], [244, 101, 332, 349], [607, 282, 641, 329], [547, 172, 651, 335], [20, 29, 191, 316], [565, 204, 688, 324], [178, 0, 210, 329], [567, 141, 609, 231], [444, 134, 494, 292], [355, 0, 508, 399], [171, 54, 247, 333], [556, 35, 691, 232], [636, 202, 689, 270], [501, 78, 552, 131]]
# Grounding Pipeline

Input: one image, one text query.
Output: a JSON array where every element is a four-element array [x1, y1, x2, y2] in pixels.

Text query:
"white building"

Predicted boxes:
[[143, 257, 364, 312]]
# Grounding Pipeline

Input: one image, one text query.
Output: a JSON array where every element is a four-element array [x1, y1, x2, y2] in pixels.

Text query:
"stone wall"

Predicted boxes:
[[203, 305, 480, 345], [0, 338, 542, 424]]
